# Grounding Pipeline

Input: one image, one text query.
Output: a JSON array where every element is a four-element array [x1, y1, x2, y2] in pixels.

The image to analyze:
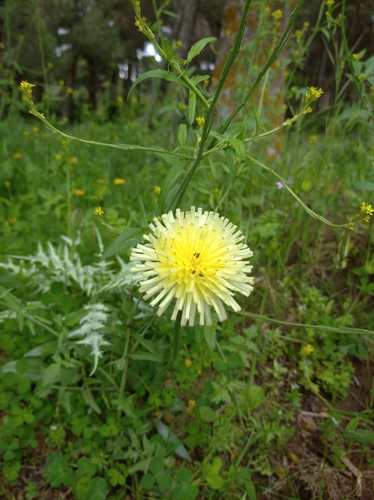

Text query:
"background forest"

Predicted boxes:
[[1, 0, 374, 499]]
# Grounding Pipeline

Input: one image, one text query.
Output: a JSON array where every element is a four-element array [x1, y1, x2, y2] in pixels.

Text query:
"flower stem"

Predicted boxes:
[[151, 310, 182, 391]]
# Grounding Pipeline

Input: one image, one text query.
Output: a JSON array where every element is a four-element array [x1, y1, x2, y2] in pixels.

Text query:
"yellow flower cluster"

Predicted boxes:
[[272, 9, 283, 20], [19, 81, 35, 105], [114, 178, 126, 185], [359, 202, 374, 222], [94, 207, 104, 217], [306, 87, 323, 101], [301, 344, 315, 356], [195, 116, 205, 129]]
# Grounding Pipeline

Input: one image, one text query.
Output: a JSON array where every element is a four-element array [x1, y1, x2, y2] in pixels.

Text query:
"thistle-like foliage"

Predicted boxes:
[[68, 304, 111, 375], [0, 230, 133, 372], [0, 230, 133, 296]]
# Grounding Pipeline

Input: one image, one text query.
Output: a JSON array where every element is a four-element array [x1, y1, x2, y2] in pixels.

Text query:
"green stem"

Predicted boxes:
[[117, 324, 132, 421], [35, 0, 49, 115], [239, 310, 374, 337], [234, 429, 255, 468], [217, 0, 308, 137], [30, 115, 190, 159], [215, 340, 245, 429], [166, 0, 253, 211], [151, 311, 182, 391], [246, 153, 351, 229]]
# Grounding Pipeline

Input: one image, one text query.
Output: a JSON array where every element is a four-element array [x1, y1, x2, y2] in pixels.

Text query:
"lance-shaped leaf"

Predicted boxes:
[[101, 227, 145, 260]]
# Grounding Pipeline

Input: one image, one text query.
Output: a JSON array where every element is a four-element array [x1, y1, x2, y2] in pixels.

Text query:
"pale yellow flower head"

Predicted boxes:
[[130, 207, 254, 327]]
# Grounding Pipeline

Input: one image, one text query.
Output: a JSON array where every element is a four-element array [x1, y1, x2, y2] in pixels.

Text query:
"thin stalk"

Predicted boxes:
[[117, 324, 132, 421], [151, 311, 182, 391], [35, 0, 49, 115], [29, 114, 190, 159], [166, 0, 253, 211], [215, 340, 245, 429], [239, 310, 374, 337], [217, 0, 308, 137], [246, 153, 351, 229], [234, 429, 255, 468]]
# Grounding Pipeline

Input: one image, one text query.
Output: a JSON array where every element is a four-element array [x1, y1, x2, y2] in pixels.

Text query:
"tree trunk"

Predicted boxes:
[[172, 0, 201, 60], [213, 0, 298, 157]]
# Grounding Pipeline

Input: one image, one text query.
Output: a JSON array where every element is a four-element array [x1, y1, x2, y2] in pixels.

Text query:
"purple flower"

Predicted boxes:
[[276, 181, 284, 189]]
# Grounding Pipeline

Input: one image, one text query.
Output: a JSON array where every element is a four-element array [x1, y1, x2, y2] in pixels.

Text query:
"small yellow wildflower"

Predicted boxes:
[[66, 87, 74, 95], [306, 87, 323, 103], [12, 152, 22, 159], [94, 206, 104, 217], [135, 19, 142, 31], [326, 0, 334, 6], [360, 202, 374, 222], [68, 156, 78, 165], [302, 106, 313, 114], [196, 116, 205, 129], [74, 189, 85, 197], [154, 411, 162, 419], [55, 154, 62, 161], [59, 79, 65, 87], [272, 9, 283, 20], [47, 62, 53, 69], [32, 126, 39, 135], [23, 131, 29, 138], [4, 217, 17, 227], [309, 135, 318, 144], [301, 344, 314, 356], [4, 181, 11, 189], [114, 178, 126, 185], [352, 53, 360, 61], [19, 81, 35, 105], [184, 358, 192, 368], [186, 400, 196, 414], [357, 73, 365, 81], [96, 178, 105, 184], [154, 185, 161, 195]]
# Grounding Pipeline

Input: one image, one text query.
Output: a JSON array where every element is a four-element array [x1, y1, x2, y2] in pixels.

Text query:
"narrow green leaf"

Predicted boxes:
[[178, 124, 187, 146], [341, 429, 374, 444], [128, 70, 187, 99], [161, 38, 174, 60], [82, 389, 102, 414], [230, 137, 246, 162], [187, 37, 216, 62], [352, 182, 374, 191], [223, 149, 235, 177], [101, 227, 145, 260], [190, 74, 210, 85], [187, 91, 196, 125], [159, 160, 187, 209], [204, 326, 216, 352], [154, 418, 191, 461]]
